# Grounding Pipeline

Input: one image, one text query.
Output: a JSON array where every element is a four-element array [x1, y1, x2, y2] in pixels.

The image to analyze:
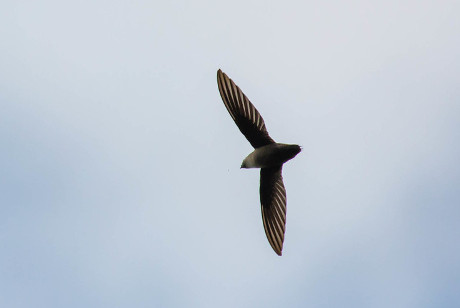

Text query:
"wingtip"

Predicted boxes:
[[217, 69, 224, 80]]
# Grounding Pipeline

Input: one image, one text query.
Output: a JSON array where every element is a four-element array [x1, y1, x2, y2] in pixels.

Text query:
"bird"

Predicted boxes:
[[216, 69, 301, 256]]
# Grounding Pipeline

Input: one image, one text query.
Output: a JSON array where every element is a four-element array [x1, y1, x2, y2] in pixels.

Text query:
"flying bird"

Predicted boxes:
[[217, 69, 301, 256]]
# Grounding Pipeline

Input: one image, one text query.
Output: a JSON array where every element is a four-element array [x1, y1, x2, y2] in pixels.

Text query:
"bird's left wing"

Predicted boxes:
[[217, 69, 275, 148], [260, 166, 287, 256]]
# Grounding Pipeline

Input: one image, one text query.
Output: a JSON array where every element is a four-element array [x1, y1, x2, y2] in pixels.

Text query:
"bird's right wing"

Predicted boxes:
[[260, 166, 287, 256], [217, 69, 275, 148]]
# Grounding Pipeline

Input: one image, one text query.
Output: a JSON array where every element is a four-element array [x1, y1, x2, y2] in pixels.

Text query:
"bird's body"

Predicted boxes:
[[241, 143, 301, 169], [217, 69, 301, 256]]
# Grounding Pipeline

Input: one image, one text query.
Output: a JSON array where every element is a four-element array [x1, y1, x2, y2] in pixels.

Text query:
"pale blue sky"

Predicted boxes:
[[1, 0, 459, 307]]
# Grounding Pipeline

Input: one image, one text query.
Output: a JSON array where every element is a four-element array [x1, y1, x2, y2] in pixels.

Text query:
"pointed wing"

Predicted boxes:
[[217, 69, 275, 148], [260, 166, 287, 256]]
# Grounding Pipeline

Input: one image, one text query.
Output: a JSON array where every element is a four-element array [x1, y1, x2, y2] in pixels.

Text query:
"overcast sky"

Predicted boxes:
[[1, 0, 459, 307]]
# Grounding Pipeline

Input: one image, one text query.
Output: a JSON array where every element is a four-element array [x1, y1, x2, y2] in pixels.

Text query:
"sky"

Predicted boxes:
[[1, 0, 459, 307]]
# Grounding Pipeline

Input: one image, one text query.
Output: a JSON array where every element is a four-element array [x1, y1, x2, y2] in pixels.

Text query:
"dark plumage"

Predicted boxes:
[[217, 69, 301, 256]]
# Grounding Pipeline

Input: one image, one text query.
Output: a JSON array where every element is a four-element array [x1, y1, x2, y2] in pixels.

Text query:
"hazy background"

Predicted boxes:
[[1, 0, 459, 307]]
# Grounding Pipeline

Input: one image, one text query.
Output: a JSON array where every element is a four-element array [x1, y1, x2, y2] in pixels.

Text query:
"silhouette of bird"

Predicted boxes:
[[217, 69, 301, 256]]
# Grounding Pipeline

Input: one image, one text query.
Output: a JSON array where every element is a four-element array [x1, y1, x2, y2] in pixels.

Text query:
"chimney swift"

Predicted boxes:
[[217, 69, 301, 256]]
